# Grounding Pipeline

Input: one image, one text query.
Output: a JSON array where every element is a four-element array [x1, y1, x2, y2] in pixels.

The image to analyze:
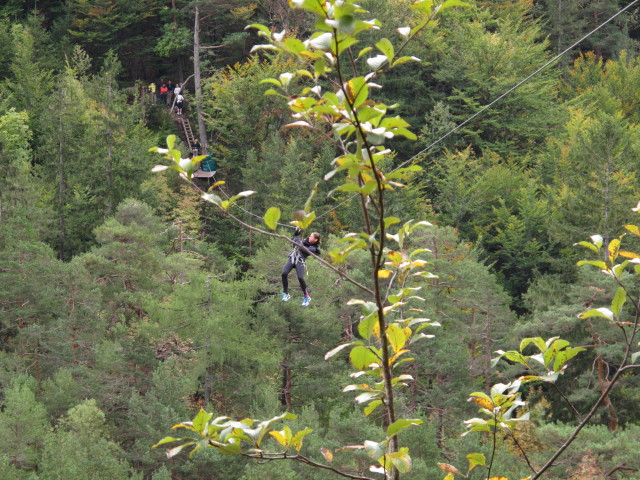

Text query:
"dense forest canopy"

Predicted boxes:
[[2, 0, 640, 479]]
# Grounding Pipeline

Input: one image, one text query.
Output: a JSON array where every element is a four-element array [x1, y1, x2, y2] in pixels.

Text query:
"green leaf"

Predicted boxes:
[[358, 46, 373, 58], [553, 346, 586, 372], [260, 78, 283, 87], [631, 351, 640, 363], [264, 207, 281, 230], [440, 0, 471, 11], [166, 134, 176, 150], [245, 23, 272, 39], [291, 428, 313, 451], [364, 399, 383, 416], [304, 183, 318, 214], [392, 56, 420, 67], [579, 308, 614, 321], [520, 337, 547, 353], [350, 345, 379, 370], [387, 419, 423, 437], [384, 217, 401, 228], [575, 240, 599, 253], [375, 38, 394, 61], [386, 323, 407, 353], [192, 409, 213, 434], [387, 448, 412, 473], [467, 452, 486, 471], [314, 57, 328, 77], [325, 341, 358, 360], [611, 287, 627, 317], [411, 0, 434, 15], [347, 77, 368, 107], [358, 312, 379, 341], [152, 436, 180, 448], [501, 350, 529, 366], [576, 259, 608, 269]]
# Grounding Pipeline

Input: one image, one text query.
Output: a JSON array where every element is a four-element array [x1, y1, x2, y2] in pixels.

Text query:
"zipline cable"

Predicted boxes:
[[215, 0, 639, 227]]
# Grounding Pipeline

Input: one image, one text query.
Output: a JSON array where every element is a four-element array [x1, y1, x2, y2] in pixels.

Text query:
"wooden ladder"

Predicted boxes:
[[179, 115, 197, 153]]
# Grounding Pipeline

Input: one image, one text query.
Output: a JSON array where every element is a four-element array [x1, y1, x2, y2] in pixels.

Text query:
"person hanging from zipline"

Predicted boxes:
[[281, 227, 321, 307]]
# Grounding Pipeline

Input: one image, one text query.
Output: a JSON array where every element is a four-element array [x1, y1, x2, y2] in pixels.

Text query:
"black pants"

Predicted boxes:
[[281, 257, 307, 296]]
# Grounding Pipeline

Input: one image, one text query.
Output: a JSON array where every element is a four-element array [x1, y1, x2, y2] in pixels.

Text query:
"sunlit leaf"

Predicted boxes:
[[264, 207, 281, 230], [579, 308, 614, 321], [467, 452, 486, 471], [350, 345, 379, 370], [386, 324, 407, 353], [367, 54, 388, 70], [387, 418, 423, 437], [320, 447, 333, 462], [375, 38, 394, 60], [611, 287, 627, 317], [624, 224, 640, 236], [364, 399, 383, 416], [387, 448, 412, 473], [291, 428, 313, 451], [152, 436, 179, 448], [576, 260, 607, 270], [608, 238, 621, 263], [325, 342, 357, 360], [438, 463, 462, 475]]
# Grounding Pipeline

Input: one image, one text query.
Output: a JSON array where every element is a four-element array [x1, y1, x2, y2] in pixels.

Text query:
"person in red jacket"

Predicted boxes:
[[159, 83, 168, 104]]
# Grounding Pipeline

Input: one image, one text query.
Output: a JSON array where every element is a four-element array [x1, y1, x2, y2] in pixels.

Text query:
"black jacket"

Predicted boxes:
[[292, 231, 320, 259]]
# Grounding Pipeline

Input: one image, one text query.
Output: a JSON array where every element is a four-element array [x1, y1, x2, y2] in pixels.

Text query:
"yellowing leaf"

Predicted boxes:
[[320, 447, 333, 462], [386, 324, 407, 353], [618, 250, 640, 259], [438, 463, 462, 475], [269, 430, 288, 447], [470, 397, 494, 410], [608, 238, 620, 262], [378, 269, 393, 278]]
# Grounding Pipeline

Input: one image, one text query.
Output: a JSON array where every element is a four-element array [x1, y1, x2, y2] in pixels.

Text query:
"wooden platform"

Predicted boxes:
[[192, 169, 216, 178]]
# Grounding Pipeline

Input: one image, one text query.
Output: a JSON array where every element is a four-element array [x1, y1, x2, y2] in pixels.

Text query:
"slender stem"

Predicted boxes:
[[243, 452, 376, 480], [487, 415, 497, 480], [332, 26, 399, 480], [509, 431, 537, 474], [550, 382, 581, 421]]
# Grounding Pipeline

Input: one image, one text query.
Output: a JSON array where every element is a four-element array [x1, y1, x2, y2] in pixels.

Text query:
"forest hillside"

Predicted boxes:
[[2, 1, 640, 479]]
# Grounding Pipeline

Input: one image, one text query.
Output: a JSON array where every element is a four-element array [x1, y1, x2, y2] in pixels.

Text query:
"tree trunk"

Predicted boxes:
[[193, 5, 209, 154], [106, 80, 114, 215], [58, 110, 66, 260]]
